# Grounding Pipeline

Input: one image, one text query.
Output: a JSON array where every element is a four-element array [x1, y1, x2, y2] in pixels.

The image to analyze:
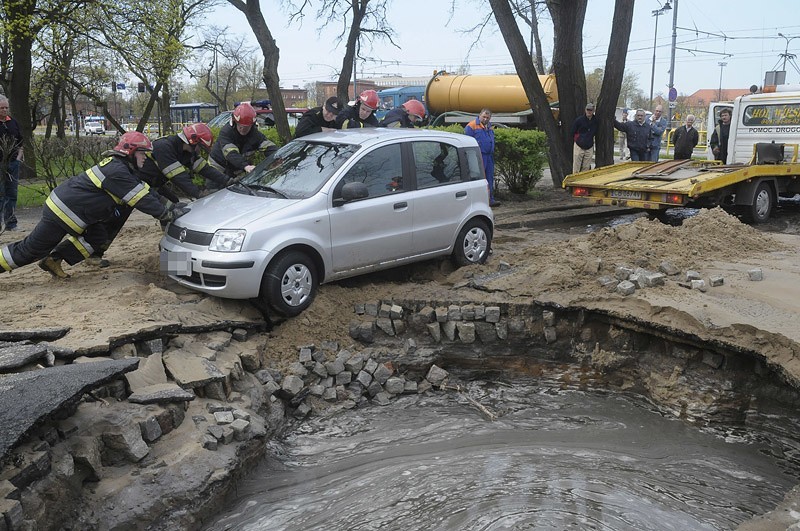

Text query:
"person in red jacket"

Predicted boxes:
[[0, 132, 186, 278]]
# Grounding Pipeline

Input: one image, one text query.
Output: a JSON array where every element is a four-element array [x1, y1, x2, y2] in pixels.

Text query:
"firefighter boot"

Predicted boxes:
[[38, 257, 70, 279], [86, 255, 110, 268]]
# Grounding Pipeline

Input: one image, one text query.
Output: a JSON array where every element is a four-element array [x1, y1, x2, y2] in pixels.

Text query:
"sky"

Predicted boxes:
[[205, 0, 800, 99]]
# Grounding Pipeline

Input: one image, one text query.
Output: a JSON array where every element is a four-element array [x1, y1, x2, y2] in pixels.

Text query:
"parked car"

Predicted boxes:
[[84, 116, 105, 135], [160, 128, 494, 316]]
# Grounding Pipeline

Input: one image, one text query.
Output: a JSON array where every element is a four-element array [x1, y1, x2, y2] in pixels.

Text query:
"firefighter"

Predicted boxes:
[[379, 99, 426, 128], [42, 123, 223, 271], [294, 97, 343, 138], [336, 89, 380, 129], [0, 132, 187, 278], [209, 102, 277, 182]]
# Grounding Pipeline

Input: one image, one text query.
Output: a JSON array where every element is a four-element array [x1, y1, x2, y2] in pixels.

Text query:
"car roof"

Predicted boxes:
[[301, 128, 478, 148]]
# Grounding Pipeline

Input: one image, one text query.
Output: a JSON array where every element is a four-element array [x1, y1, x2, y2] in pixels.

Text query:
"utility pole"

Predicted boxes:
[[778, 32, 798, 74], [667, 0, 679, 125], [649, 2, 672, 107], [717, 62, 727, 101]]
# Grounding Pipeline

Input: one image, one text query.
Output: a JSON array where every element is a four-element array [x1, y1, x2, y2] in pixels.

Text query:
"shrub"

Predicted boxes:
[[493, 128, 547, 195]]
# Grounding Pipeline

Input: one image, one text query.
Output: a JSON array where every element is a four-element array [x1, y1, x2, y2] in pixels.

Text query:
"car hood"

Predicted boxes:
[[177, 189, 301, 231]]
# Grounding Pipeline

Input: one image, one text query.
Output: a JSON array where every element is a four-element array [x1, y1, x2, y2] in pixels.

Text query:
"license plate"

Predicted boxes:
[[160, 250, 192, 276], [609, 190, 642, 199]]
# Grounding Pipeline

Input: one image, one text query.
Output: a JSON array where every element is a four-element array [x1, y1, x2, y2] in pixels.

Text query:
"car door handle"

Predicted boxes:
[[455, 191, 467, 198], [393, 202, 408, 210]]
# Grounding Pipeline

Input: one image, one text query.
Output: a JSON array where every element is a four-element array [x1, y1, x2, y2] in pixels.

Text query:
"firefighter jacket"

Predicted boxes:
[[294, 107, 339, 138], [139, 135, 227, 199], [335, 103, 379, 129], [379, 108, 415, 128], [45, 154, 169, 235], [209, 122, 276, 173]]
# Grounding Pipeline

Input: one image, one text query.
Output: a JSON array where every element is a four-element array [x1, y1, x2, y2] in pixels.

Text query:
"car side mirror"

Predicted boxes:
[[333, 181, 369, 206]]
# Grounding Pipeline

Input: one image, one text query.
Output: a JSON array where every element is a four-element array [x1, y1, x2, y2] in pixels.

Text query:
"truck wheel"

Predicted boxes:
[[261, 250, 318, 317], [742, 182, 774, 224], [453, 219, 491, 267]]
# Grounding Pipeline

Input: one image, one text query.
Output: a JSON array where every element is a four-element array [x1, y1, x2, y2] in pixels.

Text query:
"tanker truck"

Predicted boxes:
[[425, 70, 558, 127]]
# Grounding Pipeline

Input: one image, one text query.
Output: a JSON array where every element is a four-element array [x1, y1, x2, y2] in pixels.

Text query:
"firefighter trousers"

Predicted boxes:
[[0, 210, 109, 271], [50, 206, 132, 265]]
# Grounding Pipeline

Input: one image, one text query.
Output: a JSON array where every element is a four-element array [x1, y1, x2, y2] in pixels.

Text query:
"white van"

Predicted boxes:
[[727, 89, 800, 163]]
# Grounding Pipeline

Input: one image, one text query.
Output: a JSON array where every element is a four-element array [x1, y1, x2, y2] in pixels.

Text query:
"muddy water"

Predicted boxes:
[[206, 375, 800, 531]]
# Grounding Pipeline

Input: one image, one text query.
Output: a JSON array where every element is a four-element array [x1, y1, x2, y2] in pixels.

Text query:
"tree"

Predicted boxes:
[[226, 0, 291, 142], [1, 0, 94, 177], [289, 0, 396, 105], [489, 0, 634, 185]]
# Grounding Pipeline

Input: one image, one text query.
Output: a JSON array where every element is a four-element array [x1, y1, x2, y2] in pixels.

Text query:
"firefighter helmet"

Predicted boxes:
[[180, 123, 214, 150], [232, 102, 257, 126], [114, 132, 153, 156], [358, 90, 379, 111], [402, 99, 426, 120]]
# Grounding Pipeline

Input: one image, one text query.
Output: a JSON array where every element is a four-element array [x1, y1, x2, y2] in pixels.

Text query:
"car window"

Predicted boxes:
[[413, 141, 462, 189], [239, 140, 359, 199], [339, 144, 404, 198], [464, 147, 483, 181]]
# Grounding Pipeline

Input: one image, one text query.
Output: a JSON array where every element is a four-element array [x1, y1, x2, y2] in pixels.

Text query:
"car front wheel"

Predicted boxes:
[[453, 219, 491, 266], [261, 250, 318, 317]]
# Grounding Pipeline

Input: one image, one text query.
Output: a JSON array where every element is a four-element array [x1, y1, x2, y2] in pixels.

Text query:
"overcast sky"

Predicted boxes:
[[207, 0, 800, 98]]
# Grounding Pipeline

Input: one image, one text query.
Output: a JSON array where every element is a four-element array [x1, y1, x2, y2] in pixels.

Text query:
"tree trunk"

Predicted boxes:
[[9, 32, 36, 179], [595, 0, 634, 168], [530, 1, 545, 74], [228, 0, 292, 143], [489, 0, 571, 187], [337, 0, 367, 104]]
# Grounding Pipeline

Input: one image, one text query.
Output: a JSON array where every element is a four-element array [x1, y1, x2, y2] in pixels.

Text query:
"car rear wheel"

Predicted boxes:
[[262, 250, 318, 317], [453, 219, 491, 267]]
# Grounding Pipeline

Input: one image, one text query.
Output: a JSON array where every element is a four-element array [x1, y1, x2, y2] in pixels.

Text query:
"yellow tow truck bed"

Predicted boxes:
[[562, 158, 800, 211]]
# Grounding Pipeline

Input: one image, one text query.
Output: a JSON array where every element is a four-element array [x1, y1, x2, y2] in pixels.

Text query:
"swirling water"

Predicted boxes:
[[205, 377, 800, 531]]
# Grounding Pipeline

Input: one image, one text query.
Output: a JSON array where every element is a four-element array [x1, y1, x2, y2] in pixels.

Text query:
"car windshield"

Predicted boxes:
[[237, 140, 359, 199]]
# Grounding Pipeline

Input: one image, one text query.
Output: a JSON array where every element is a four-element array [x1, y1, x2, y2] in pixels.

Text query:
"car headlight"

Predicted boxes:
[[209, 229, 246, 252]]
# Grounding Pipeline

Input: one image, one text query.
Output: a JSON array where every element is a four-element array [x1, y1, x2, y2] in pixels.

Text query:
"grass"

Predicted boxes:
[[16, 181, 50, 208]]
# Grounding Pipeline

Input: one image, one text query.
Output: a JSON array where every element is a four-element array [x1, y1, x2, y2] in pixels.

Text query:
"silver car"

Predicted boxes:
[[160, 128, 493, 316]]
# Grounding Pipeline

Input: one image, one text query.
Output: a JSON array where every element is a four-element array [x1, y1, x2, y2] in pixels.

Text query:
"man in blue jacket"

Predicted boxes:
[[464, 108, 499, 206], [570, 103, 599, 174], [614, 109, 652, 162]]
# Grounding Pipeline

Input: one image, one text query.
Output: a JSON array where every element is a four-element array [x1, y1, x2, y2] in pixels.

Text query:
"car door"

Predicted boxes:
[[328, 142, 413, 272], [409, 140, 477, 255]]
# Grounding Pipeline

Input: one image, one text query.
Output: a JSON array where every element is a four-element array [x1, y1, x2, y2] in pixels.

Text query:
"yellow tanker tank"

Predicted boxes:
[[425, 72, 558, 115]]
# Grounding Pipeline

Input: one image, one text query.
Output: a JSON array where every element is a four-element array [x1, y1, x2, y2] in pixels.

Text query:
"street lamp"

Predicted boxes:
[[717, 62, 727, 101], [778, 32, 798, 73], [649, 1, 672, 107]]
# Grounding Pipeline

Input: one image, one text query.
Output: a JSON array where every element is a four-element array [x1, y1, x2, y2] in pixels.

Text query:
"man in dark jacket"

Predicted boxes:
[[0, 95, 24, 231], [294, 97, 342, 138], [570, 103, 599, 173], [709, 108, 732, 164], [209, 102, 277, 181], [614, 109, 652, 161], [672, 114, 699, 160], [0, 132, 186, 277]]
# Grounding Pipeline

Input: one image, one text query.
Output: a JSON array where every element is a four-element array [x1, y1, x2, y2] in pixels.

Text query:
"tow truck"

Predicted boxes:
[[563, 89, 800, 223]]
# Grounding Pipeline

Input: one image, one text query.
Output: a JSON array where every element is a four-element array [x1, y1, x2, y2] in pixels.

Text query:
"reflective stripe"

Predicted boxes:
[[259, 140, 276, 149], [67, 236, 94, 259], [0, 246, 15, 271], [222, 143, 240, 156], [162, 161, 185, 179], [46, 194, 86, 233], [124, 182, 151, 206], [87, 166, 124, 204], [208, 157, 226, 171], [193, 158, 208, 171]]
